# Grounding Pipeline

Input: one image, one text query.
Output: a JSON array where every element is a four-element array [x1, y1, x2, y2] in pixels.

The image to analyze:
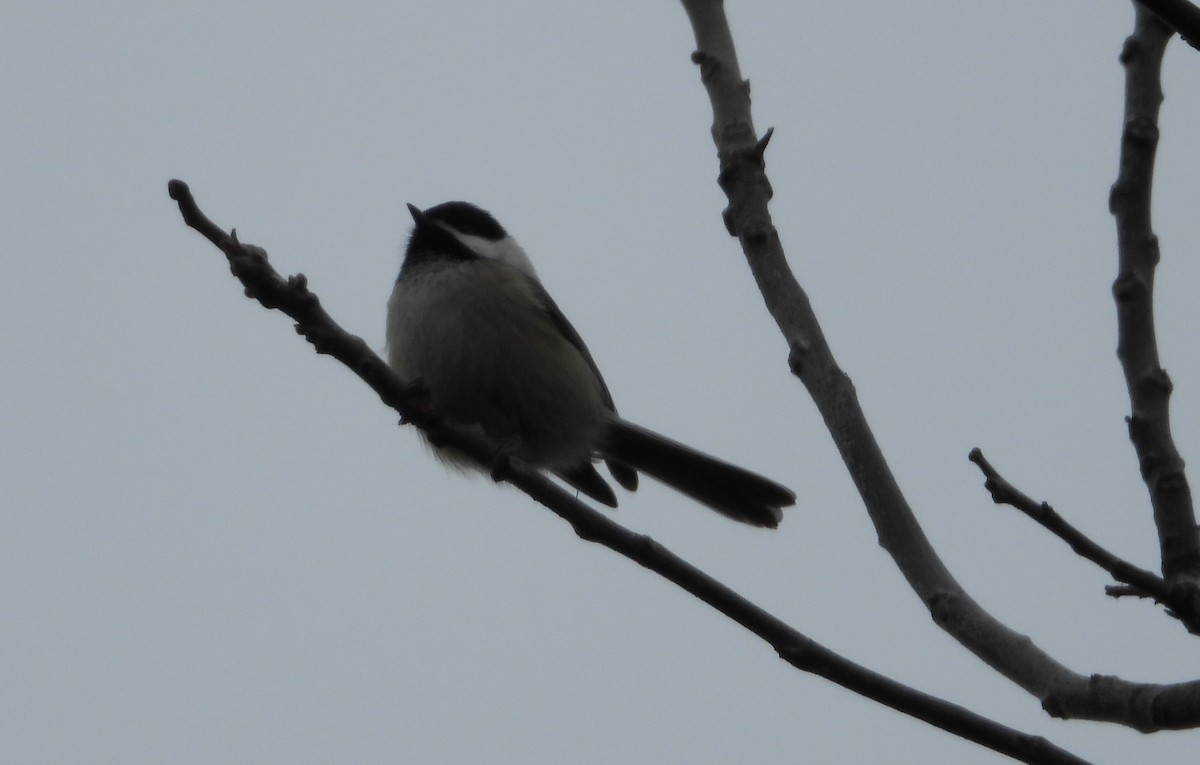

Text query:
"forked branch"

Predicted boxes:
[[969, 449, 1200, 633], [679, 0, 1200, 733]]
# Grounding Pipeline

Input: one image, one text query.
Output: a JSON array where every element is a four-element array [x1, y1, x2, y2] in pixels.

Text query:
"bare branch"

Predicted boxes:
[[1109, 8, 1200, 583], [170, 178, 1099, 765], [679, 0, 1200, 731], [968, 448, 1200, 633], [1107, 584, 1154, 599], [167, 180, 528, 466], [1137, 0, 1200, 51]]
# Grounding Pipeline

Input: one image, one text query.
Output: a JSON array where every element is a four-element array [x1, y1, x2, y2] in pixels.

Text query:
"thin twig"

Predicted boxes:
[[968, 448, 1200, 633]]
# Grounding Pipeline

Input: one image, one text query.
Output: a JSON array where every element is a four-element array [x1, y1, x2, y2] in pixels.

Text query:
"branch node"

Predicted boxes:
[[1143, 366, 1174, 396], [716, 162, 740, 194], [743, 224, 770, 245], [1119, 36, 1141, 64], [287, 272, 309, 292], [296, 323, 334, 356], [1157, 469, 1188, 496], [720, 204, 737, 237], [775, 639, 815, 668], [689, 49, 719, 82], [786, 341, 809, 376], [925, 590, 963, 629], [1123, 115, 1160, 147], [1111, 270, 1144, 302]]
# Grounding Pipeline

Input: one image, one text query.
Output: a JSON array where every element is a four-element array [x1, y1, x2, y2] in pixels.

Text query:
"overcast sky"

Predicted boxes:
[[4, 2, 1200, 763]]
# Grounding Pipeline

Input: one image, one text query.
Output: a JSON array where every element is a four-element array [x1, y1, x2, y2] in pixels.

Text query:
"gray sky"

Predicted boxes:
[[4, 2, 1200, 763]]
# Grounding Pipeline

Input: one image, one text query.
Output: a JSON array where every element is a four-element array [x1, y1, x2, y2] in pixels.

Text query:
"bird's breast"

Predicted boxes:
[[386, 259, 608, 469]]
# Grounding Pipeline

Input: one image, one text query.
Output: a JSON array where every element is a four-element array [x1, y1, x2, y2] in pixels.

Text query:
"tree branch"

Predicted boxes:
[[679, 0, 1200, 732], [1137, 0, 1200, 51], [968, 448, 1200, 633], [170, 178, 1098, 765], [1110, 7, 1200, 585]]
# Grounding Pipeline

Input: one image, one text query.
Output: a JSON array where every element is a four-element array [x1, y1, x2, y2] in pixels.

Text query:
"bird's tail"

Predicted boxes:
[[602, 419, 795, 528]]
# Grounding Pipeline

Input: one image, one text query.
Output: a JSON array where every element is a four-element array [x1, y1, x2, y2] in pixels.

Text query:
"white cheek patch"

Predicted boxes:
[[452, 231, 539, 280]]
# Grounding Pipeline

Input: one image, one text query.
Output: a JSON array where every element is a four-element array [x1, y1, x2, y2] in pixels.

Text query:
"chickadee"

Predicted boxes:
[[386, 202, 795, 527]]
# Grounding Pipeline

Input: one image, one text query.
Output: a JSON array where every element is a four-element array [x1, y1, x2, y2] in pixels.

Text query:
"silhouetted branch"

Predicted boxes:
[[1110, 8, 1200, 585], [1137, 0, 1200, 50], [168, 179, 511, 461], [680, 0, 1200, 734], [168, 178, 1100, 765], [968, 448, 1200, 633]]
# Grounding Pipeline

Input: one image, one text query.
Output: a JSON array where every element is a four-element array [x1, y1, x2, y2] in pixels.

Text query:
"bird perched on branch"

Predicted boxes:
[[386, 201, 795, 527]]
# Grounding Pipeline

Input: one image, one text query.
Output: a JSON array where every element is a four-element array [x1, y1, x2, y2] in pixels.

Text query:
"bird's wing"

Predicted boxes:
[[525, 275, 638, 490], [524, 276, 617, 412]]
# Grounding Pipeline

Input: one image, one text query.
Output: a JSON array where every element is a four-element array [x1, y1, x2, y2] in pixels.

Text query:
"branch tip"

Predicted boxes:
[[167, 178, 190, 201], [969, 449, 1198, 630]]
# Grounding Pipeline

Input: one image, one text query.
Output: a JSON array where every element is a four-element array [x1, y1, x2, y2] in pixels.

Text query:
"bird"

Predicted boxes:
[[385, 201, 795, 527]]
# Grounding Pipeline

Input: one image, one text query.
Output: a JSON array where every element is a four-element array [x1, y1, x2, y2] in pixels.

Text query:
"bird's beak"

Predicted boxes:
[[406, 203, 426, 226]]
